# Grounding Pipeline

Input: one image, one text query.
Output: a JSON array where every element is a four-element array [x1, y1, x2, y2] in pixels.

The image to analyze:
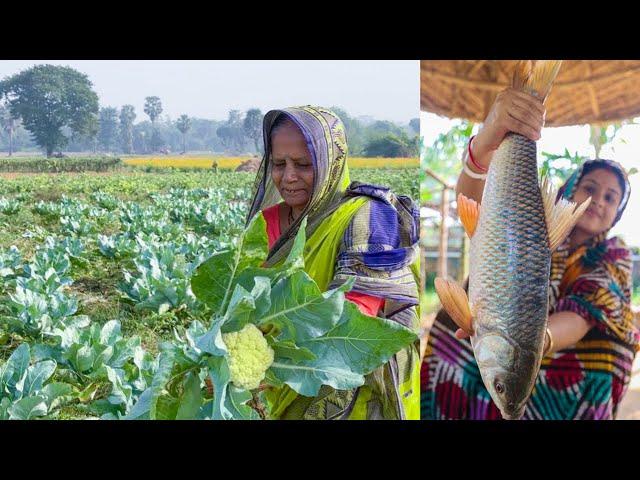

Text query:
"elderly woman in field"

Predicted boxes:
[[246, 106, 421, 420], [421, 89, 638, 420]]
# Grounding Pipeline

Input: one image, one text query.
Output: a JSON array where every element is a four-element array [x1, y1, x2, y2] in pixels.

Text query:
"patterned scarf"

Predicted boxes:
[[549, 159, 637, 348], [247, 105, 351, 267]]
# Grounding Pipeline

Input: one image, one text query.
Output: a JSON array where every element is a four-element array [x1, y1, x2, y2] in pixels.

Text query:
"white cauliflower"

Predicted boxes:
[[222, 323, 274, 390]]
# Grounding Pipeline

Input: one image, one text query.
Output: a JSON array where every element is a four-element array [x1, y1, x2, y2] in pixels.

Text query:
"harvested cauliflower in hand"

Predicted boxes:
[[222, 323, 275, 390]]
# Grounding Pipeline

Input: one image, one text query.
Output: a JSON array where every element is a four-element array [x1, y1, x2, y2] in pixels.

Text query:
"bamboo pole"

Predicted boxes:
[[437, 187, 449, 278]]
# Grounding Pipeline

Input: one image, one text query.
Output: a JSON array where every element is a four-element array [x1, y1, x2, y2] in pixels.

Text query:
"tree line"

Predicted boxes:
[[0, 64, 419, 158]]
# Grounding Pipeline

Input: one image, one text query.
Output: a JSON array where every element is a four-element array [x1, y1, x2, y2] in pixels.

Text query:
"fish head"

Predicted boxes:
[[473, 332, 538, 420]]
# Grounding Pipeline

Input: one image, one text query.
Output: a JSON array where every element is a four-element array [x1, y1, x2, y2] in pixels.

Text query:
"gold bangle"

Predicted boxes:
[[543, 328, 554, 357]]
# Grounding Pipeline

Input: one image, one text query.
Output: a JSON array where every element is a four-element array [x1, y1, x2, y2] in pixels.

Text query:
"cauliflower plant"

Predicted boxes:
[[222, 323, 274, 390]]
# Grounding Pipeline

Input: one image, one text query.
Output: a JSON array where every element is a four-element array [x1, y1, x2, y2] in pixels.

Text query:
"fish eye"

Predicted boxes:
[[494, 380, 505, 394]]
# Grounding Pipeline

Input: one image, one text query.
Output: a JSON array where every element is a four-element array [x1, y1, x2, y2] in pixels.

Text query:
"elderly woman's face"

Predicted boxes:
[[270, 121, 314, 210], [572, 168, 623, 237]]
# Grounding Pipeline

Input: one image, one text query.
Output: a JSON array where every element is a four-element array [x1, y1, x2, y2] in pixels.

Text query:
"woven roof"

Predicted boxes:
[[421, 60, 640, 127]]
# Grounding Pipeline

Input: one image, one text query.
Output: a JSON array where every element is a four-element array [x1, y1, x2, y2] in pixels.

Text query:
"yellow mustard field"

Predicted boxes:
[[123, 156, 418, 169]]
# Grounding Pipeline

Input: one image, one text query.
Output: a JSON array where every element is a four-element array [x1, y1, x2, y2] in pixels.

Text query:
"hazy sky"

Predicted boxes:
[[0, 60, 419, 123], [421, 111, 640, 247]]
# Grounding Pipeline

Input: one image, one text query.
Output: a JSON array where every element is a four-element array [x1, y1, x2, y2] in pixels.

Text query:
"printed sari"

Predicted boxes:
[[421, 159, 639, 420]]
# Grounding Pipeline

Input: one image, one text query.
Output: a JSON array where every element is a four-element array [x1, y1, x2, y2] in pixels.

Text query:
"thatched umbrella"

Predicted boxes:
[[421, 60, 640, 126]]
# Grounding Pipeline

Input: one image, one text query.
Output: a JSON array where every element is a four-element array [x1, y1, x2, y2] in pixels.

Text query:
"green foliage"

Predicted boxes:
[[176, 115, 191, 135], [217, 110, 248, 154], [243, 108, 263, 154], [0, 156, 122, 173], [0, 104, 18, 156], [409, 118, 420, 134], [119, 105, 136, 154], [0, 344, 71, 420], [420, 120, 474, 203], [131, 216, 418, 419], [539, 148, 585, 184], [0, 64, 99, 156], [176, 114, 192, 153], [143, 97, 163, 124], [0, 166, 417, 419], [363, 132, 418, 157], [150, 128, 165, 152], [98, 107, 119, 152]]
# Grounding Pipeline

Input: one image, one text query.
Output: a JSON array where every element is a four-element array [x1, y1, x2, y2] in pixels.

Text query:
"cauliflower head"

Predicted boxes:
[[222, 323, 274, 390]]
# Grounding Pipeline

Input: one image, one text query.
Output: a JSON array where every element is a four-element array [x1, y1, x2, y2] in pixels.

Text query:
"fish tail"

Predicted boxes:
[[512, 60, 562, 102]]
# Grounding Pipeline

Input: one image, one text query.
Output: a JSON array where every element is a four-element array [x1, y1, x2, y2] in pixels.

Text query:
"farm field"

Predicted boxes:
[[123, 155, 419, 170], [0, 167, 418, 419]]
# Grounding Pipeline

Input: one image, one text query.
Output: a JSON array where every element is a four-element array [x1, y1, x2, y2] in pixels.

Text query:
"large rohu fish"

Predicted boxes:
[[434, 60, 591, 420]]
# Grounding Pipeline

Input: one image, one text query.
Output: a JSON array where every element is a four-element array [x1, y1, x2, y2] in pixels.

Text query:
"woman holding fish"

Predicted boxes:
[[421, 63, 638, 420]]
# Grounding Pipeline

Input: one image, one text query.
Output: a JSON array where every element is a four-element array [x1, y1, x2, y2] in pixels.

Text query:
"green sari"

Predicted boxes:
[[247, 106, 420, 420]]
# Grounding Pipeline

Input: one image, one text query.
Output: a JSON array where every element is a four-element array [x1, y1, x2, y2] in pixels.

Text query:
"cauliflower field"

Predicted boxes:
[[0, 169, 418, 419]]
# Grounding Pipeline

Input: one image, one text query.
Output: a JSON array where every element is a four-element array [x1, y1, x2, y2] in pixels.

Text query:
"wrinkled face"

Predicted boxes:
[[572, 168, 623, 238], [474, 334, 537, 420], [270, 121, 314, 210]]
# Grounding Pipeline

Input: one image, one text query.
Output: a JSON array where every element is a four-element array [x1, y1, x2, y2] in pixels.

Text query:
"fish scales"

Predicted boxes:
[[470, 132, 550, 354]]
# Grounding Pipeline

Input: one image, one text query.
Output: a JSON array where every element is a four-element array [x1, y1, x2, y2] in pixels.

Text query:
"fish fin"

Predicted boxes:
[[457, 193, 480, 238], [540, 175, 592, 251], [434, 277, 474, 336], [512, 60, 562, 103]]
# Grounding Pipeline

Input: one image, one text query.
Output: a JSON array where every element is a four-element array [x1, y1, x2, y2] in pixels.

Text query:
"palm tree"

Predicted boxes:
[[144, 97, 163, 153], [176, 114, 191, 154]]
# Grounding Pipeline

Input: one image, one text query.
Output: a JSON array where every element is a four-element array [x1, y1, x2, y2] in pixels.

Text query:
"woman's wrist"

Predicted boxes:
[[467, 136, 487, 174], [469, 133, 493, 171]]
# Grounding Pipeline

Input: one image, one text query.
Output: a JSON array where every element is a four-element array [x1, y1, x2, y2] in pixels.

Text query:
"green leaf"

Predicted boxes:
[[149, 348, 176, 420], [78, 382, 101, 403], [91, 344, 114, 371], [122, 387, 153, 420], [233, 218, 309, 293], [269, 302, 417, 397], [100, 320, 121, 346], [263, 369, 284, 388], [105, 366, 132, 407], [224, 386, 259, 420], [20, 360, 57, 397], [220, 276, 272, 333], [191, 214, 268, 315], [1, 343, 30, 394], [259, 270, 348, 343], [195, 320, 227, 356], [269, 357, 363, 397], [300, 301, 418, 374], [154, 394, 180, 420], [0, 398, 11, 420], [282, 216, 307, 270], [271, 341, 317, 362], [41, 382, 74, 410], [8, 395, 48, 419], [628, 167, 638, 176], [207, 356, 231, 420], [70, 344, 95, 373], [175, 371, 203, 420], [31, 343, 62, 363]]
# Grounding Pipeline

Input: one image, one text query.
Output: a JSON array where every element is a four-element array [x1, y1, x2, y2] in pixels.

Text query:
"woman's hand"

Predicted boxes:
[[471, 88, 546, 170], [454, 328, 470, 340]]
